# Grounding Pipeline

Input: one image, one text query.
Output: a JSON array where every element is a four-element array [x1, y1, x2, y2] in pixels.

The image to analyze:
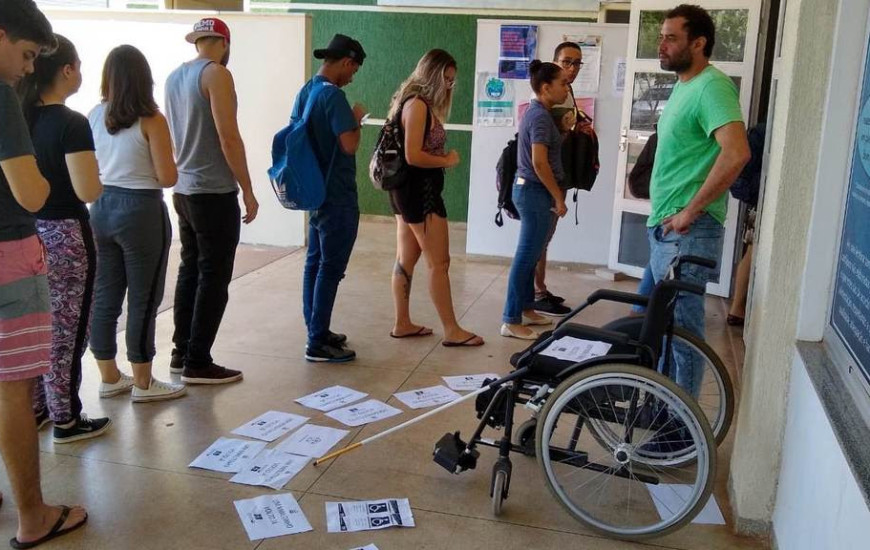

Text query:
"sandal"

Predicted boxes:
[[10, 506, 88, 549], [390, 327, 434, 339], [442, 334, 484, 347]]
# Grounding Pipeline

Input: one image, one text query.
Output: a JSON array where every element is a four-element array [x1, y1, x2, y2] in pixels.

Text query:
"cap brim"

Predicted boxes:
[[312, 48, 364, 65], [185, 31, 227, 44]]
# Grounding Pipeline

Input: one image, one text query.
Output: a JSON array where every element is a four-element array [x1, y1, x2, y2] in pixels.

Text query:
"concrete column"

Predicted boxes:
[[728, 0, 838, 537]]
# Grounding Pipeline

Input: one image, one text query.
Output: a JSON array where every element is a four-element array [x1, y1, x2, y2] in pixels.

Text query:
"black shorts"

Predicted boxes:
[[389, 168, 447, 224]]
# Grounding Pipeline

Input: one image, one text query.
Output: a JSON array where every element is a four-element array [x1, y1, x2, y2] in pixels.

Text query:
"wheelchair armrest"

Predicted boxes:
[[587, 289, 649, 308], [553, 323, 633, 347], [659, 279, 706, 296]]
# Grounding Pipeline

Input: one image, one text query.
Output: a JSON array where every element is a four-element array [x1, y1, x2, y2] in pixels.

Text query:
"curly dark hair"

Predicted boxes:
[[667, 4, 716, 58]]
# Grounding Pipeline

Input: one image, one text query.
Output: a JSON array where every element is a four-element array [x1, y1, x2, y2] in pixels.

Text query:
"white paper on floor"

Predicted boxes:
[[326, 498, 415, 533], [646, 484, 726, 525], [540, 336, 612, 363], [349, 545, 379, 550], [188, 437, 268, 473], [441, 373, 500, 392], [295, 385, 368, 412], [230, 449, 310, 490], [325, 399, 402, 427], [393, 385, 461, 409], [231, 410, 309, 442], [274, 424, 350, 458], [234, 493, 312, 541]]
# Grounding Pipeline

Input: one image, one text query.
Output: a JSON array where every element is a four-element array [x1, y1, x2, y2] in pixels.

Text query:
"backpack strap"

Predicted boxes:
[[301, 80, 341, 190], [397, 96, 432, 148]]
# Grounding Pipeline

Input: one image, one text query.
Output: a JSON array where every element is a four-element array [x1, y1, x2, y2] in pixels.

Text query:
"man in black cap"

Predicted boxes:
[[296, 34, 368, 363]]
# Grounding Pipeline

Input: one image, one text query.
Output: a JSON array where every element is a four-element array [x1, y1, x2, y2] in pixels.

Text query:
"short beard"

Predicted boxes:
[[660, 49, 692, 74]]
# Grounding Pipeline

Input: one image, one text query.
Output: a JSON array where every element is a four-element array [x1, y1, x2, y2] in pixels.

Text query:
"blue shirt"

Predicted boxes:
[[291, 75, 359, 209], [516, 99, 564, 185]]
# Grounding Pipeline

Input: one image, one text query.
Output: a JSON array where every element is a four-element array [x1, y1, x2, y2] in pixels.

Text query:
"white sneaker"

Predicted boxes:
[[99, 372, 135, 398], [131, 378, 187, 403]]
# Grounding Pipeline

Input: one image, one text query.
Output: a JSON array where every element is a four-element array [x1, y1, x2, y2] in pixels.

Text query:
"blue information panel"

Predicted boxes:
[[831, 39, 870, 380]]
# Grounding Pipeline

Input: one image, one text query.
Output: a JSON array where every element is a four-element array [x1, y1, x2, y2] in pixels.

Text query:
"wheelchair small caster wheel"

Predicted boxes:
[[490, 459, 512, 516], [514, 419, 537, 456]]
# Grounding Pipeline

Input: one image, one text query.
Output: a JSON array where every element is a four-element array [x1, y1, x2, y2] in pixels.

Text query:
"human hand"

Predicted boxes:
[[552, 199, 568, 218], [352, 103, 368, 123], [444, 150, 461, 168], [242, 191, 259, 224], [662, 209, 698, 235]]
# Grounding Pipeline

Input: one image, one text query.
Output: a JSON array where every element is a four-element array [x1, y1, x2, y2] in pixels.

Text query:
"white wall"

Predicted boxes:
[[466, 21, 627, 265], [45, 10, 310, 248], [772, 355, 870, 550]]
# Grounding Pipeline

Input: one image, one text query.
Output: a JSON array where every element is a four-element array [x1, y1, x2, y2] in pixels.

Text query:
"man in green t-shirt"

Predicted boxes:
[[647, 5, 750, 401]]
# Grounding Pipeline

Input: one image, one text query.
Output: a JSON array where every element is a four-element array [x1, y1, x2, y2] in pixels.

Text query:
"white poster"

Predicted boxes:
[[188, 437, 267, 473], [393, 385, 461, 409], [231, 411, 309, 442], [442, 374, 500, 391], [230, 449, 310, 490], [295, 385, 368, 412], [564, 34, 602, 95], [274, 424, 350, 458], [325, 399, 403, 427], [476, 73, 515, 127], [234, 493, 313, 541], [614, 57, 627, 97], [326, 499, 415, 533], [349, 546, 380, 550], [540, 336, 612, 363]]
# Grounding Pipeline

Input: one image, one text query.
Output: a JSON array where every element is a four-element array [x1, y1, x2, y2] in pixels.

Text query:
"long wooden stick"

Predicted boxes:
[[313, 385, 492, 466]]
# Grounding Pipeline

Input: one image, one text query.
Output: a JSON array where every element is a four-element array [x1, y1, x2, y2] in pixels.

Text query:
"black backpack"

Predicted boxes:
[[369, 98, 431, 191], [628, 132, 657, 200], [495, 134, 520, 227]]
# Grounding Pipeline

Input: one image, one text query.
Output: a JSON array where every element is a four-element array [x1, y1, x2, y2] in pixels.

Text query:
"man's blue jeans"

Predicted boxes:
[[303, 205, 359, 347], [648, 213, 724, 398], [503, 181, 554, 324], [630, 263, 655, 314]]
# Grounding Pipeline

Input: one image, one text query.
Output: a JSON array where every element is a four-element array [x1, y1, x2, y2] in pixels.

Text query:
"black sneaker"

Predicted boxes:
[[545, 292, 566, 305], [181, 363, 243, 385], [326, 331, 348, 347], [533, 299, 571, 316], [169, 352, 185, 374], [305, 344, 356, 363], [36, 410, 51, 431], [53, 415, 112, 444]]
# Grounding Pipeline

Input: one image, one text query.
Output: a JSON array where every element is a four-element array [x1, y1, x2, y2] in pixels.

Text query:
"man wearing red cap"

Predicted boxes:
[[164, 17, 258, 384]]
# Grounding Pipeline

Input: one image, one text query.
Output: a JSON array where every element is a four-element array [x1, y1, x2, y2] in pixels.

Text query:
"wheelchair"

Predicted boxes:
[[433, 256, 725, 540]]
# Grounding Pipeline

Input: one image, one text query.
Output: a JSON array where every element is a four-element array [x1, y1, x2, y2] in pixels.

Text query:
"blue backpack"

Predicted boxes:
[[268, 81, 338, 210]]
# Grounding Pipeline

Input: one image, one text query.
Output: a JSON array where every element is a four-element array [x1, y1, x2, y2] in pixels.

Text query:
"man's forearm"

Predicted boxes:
[[221, 137, 253, 193]]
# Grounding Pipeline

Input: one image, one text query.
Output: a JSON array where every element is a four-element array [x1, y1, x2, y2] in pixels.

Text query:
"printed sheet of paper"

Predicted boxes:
[[613, 57, 627, 96], [274, 424, 349, 458], [231, 411, 309, 442], [326, 498, 415, 533], [646, 484, 726, 525], [234, 493, 312, 541], [230, 449, 310, 490], [442, 374, 500, 391], [325, 399, 402, 427], [295, 385, 368, 412], [348, 545, 379, 550], [498, 25, 538, 79], [540, 336, 612, 363], [188, 437, 267, 473], [564, 34, 602, 94], [393, 385, 461, 409]]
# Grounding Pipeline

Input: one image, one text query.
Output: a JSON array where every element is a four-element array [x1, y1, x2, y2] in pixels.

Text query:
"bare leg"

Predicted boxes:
[[408, 215, 482, 345], [729, 244, 753, 320], [534, 248, 548, 298], [391, 216, 431, 337], [131, 361, 153, 390], [0, 379, 87, 543], [95, 358, 121, 384]]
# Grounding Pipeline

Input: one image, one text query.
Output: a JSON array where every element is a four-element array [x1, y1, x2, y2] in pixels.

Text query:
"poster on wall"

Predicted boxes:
[[477, 73, 515, 127], [831, 36, 870, 381], [613, 57, 626, 97], [378, 1, 600, 10], [563, 34, 602, 95], [499, 25, 538, 80]]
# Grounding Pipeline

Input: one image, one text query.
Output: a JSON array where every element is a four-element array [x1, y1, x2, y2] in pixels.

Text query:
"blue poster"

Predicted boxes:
[[499, 25, 538, 80], [831, 36, 870, 380]]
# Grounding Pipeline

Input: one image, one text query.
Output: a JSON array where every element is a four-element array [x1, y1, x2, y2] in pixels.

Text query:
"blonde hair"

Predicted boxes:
[[387, 49, 456, 122]]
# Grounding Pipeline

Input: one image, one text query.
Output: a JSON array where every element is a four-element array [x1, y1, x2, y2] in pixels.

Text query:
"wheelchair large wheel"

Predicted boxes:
[[600, 319, 734, 446], [535, 364, 716, 540]]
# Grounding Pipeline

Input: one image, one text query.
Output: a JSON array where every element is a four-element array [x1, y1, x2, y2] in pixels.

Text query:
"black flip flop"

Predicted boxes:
[[10, 506, 88, 549], [390, 327, 433, 339], [442, 334, 484, 347]]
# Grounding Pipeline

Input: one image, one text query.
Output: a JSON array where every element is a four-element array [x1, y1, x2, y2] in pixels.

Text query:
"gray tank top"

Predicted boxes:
[[165, 59, 237, 195]]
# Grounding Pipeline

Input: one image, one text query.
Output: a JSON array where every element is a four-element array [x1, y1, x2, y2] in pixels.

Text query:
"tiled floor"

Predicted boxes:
[[0, 220, 765, 549]]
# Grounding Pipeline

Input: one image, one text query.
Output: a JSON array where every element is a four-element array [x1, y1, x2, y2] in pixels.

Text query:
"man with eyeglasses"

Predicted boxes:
[[531, 41, 594, 317]]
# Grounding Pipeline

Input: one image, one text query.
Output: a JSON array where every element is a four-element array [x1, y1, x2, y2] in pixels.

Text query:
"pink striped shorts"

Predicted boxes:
[[0, 235, 51, 381]]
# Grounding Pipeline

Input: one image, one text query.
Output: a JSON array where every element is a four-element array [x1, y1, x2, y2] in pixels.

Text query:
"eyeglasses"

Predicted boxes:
[[445, 77, 456, 89], [558, 59, 584, 69]]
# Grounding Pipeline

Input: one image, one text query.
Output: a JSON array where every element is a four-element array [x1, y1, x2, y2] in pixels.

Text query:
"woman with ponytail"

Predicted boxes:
[[500, 60, 570, 340], [17, 34, 112, 443]]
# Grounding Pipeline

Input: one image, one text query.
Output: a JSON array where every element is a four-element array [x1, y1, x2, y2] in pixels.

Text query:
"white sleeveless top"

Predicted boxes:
[[88, 103, 161, 190]]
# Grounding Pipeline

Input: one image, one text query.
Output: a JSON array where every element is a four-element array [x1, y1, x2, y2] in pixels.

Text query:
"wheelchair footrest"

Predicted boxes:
[[433, 432, 479, 474]]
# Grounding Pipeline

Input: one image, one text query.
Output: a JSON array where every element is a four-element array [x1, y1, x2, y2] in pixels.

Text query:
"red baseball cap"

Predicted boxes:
[[185, 18, 231, 45]]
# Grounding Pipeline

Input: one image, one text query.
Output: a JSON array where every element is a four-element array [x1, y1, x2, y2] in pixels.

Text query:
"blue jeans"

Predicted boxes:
[[630, 263, 655, 314], [303, 205, 359, 347], [503, 181, 554, 324], [648, 213, 724, 398]]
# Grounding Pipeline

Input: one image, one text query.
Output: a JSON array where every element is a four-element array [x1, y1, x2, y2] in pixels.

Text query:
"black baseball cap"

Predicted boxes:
[[313, 34, 366, 65]]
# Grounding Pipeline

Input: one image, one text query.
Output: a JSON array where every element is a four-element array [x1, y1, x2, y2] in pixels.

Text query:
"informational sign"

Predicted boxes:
[[477, 73, 515, 127], [563, 34, 602, 94], [499, 25, 538, 80], [831, 37, 870, 381]]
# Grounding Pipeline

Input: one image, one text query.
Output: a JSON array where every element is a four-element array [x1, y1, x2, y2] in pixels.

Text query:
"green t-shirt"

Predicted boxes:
[[647, 65, 743, 227]]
